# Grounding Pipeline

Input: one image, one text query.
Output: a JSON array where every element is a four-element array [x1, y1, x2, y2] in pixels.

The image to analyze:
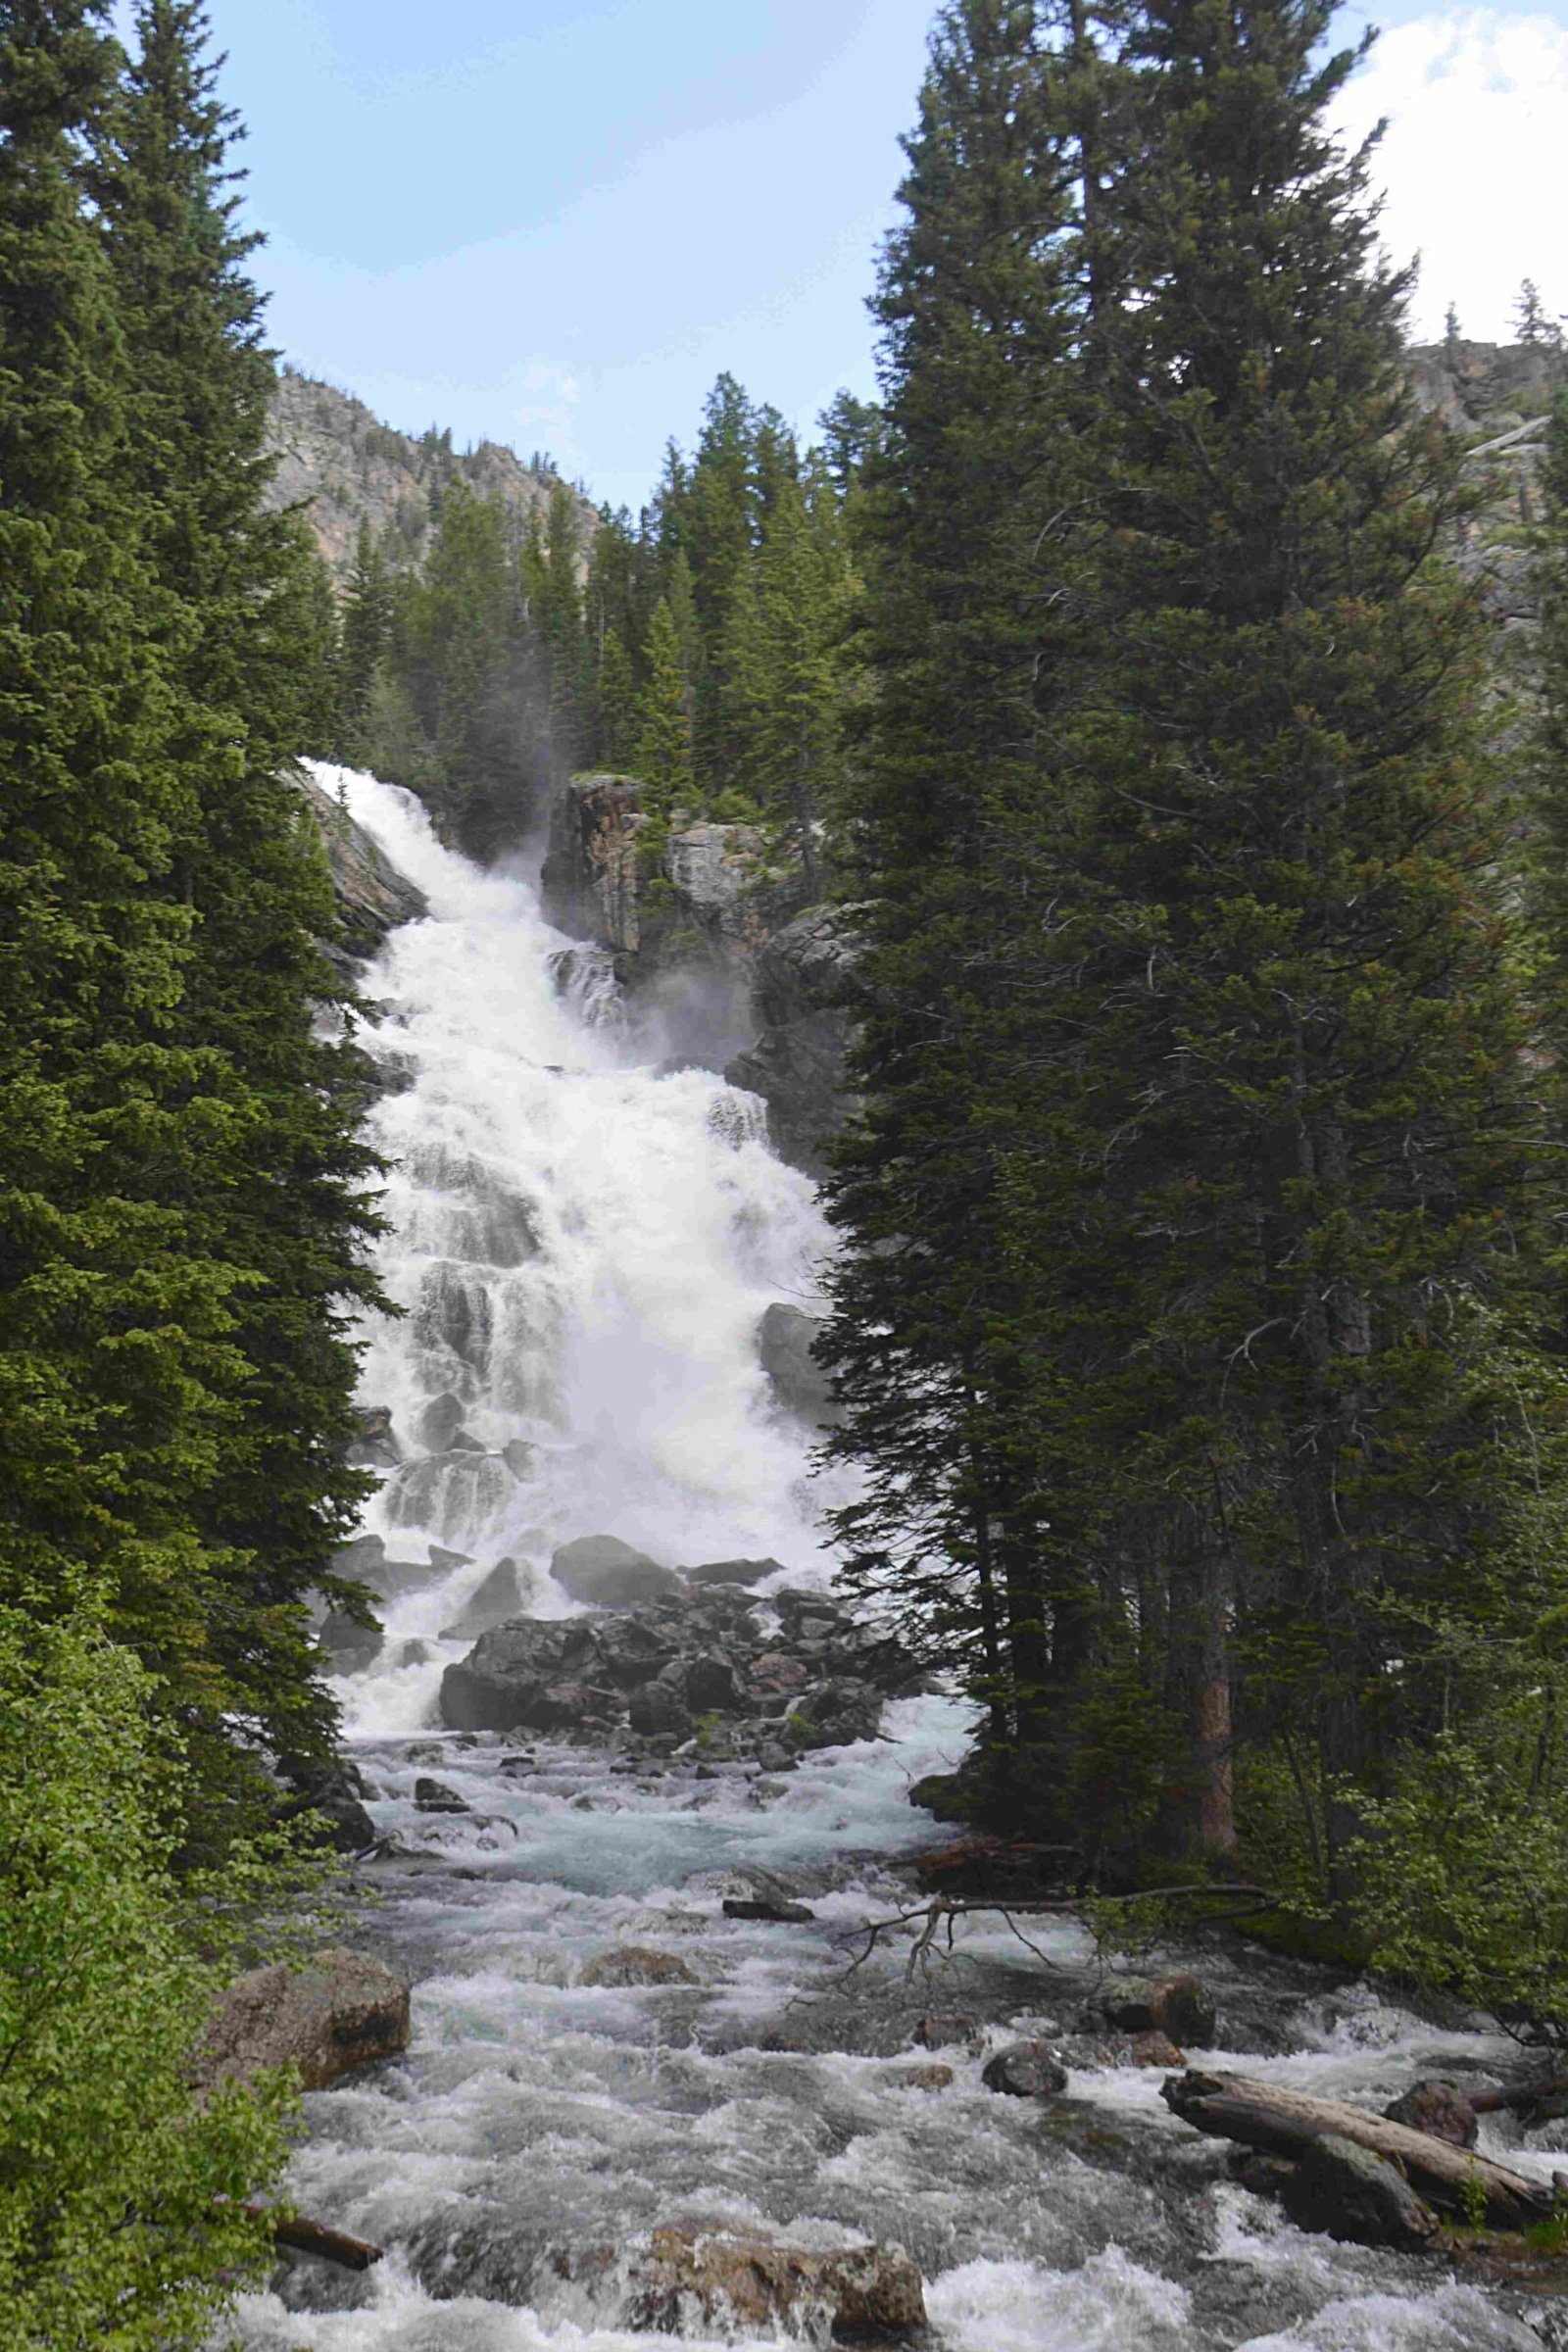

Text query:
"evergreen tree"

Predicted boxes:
[[596, 626, 638, 768], [336, 521, 393, 760], [632, 596, 695, 818], [821, 0, 1102, 1763], [0, 0, 246, 1736], [1515, 276, 1563, 352], [92, 0, 385, 1788]]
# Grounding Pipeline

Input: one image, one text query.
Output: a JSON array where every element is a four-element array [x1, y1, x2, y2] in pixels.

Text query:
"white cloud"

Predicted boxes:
[[1332, 8, 1568, 342]]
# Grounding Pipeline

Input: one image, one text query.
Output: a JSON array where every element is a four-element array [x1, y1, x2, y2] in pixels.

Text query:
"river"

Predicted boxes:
[[230, 769, 1566, 2352]]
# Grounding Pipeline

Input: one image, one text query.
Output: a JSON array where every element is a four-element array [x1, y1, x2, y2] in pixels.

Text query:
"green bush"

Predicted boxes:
[[0, 1607, 297, 2350]]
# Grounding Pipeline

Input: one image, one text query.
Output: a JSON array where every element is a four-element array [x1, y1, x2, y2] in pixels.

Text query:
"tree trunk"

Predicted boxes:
[[1161, 2071, 1552, 2230]]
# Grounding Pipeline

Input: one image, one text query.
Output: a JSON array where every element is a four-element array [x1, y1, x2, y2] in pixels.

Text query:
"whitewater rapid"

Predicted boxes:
[[228, 770, 1563, 2352], [316, 766, 838, 1739]]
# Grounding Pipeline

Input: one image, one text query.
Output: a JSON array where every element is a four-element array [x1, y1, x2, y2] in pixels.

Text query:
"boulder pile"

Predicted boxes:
[[439, 1574, 922, 1756]]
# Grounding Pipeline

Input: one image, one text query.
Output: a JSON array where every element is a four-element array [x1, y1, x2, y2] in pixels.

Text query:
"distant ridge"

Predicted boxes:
[[263, 366, 598, 588]]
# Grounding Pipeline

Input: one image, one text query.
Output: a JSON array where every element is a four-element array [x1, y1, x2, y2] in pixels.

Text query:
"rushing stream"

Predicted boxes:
[[233, 770, 1568, 2352]]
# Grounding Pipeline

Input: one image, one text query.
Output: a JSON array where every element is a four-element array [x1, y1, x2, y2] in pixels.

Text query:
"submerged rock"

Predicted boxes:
[[550, 1533, 683, 1609], [1279, 2133, 1440, 2252], [194, 1948, 411, 2092], [414, 1776, 469, 1815], [722, 1896, 815, 1924], [345, 1403, 401, 1468]]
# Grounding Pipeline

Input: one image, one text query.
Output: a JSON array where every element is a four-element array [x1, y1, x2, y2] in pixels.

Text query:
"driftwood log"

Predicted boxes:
[[241, 2204, 384, 2271], [1470, 2076, 1568, 2119], [1161, 2070, 1555, 2231]]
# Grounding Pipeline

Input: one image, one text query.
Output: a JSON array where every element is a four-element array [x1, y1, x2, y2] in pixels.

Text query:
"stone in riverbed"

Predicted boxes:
[[550, 1533, 683, 1609], [686, 1556, 785, 1588], [439, 1555, 536, 1641], [1382, 2079, 1478, 2148], [579, 1944, 698, 1988], [193, 1948, 411, 2092], [1100, 1970, 1215, 2046], [1278, 2133, 1440, 2251], [722, 1896, 815, 1924], [414, 1776, 469, 1814], [560, 2224, 926, 2342], [982, 2040, 1068, 2098]]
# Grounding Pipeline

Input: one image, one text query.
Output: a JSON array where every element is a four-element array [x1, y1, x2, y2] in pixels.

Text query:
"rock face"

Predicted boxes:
[[549, 1533, 684, 1609], [757, 1302, 842, 1429], [296, 767, 427, 965], [726, 904, 861, 1177], [567, 2225, 927, 2343], [440, 1556, 537, 1641], [264, 368, 594, 588], [194, 1948, 411, 2092], [1406, 338, 1561, 633], [1278, 2133, 1439, 2253], [541, 774, 647, 954], [439, 1582, 916, 1753]]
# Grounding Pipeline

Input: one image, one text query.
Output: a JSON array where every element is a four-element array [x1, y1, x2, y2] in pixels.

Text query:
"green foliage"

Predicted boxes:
[[633, 596, 696, 818], [0, 1607, 296, 2350]]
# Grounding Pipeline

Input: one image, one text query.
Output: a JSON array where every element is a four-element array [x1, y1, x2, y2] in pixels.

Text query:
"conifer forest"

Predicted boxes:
[[8, 1, 1568, 2347]]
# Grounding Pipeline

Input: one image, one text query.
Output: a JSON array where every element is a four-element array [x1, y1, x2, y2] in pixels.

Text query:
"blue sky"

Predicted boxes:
[[179, 0, 1568, 512]]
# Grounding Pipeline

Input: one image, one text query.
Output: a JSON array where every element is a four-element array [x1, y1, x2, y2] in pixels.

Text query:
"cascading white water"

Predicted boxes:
[[317, 764, 841, 1736]]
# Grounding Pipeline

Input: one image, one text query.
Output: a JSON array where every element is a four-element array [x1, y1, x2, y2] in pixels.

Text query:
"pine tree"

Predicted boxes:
[[821, 0, 1103, 1765], [1515, 276, 1563, 352], [0, 0, 244, 1738], [93, 0, 385, 1788], [595, 627, 638, 768], [632, 596, 695, 819], [336, 522, 393, 760]]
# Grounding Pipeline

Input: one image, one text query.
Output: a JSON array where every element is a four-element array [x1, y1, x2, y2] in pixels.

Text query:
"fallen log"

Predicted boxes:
[[1469, 2076, 1568, 2119], [1161, 2070, 1554, 2231], [241, 2204, 383, 2271]]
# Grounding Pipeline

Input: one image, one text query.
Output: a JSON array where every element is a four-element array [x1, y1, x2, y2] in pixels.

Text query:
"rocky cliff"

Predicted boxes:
[[1407, 338, 1561, 633], [297, 766, 427, 973], [264, 368, 596, 587]]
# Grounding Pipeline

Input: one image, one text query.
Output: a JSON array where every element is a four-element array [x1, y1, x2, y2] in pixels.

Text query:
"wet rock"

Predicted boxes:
[[317, 1607, 384, 1673], [982, 2040, 1069, 2098], [501, 1438, 535, 1478], [1382, 2079, 1478, 2148], [1278, 2133, 1440, 2251], [387, 1449, 513, 1533], [194, 1948, 411, 2092], [722, 1897, 815, 1924], [579, 1944, 698, 1988], [296, 764, 428, 956], [686, 1556, 785, 1588], [685, 1653, 739, 1713], [414, 1777, 470, 1815], [440, 1617, 602, 1733], [1132, 2031, 1186, 2068], [416, 1391, 467, 1449], [725, 904, 862, 1179], [550, 1533, 683, 1609], [345, 1403, 400, 1468], [896, 2063, 956, 2091], [280, 1760, 378, 1854], [627, 1672, 693, 1740], [579, 2224, 927, 2343], [914, 2014, 976, 2050], [1101, 1970, 1215, 2046], [785, 1677, 884, 1749], [428, 1545, 475, 1572], [439, 1556, 537, 1642], [1230, 2149, 1297, 2200], [757, 1302, 842, 1429]]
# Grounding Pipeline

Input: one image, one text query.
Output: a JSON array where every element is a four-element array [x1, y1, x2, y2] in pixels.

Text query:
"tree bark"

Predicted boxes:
[[1160, 2070, 1552, 2230], [242, 2206, 384, 2271]]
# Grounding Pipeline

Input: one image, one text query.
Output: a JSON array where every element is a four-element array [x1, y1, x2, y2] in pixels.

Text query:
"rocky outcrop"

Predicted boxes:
[[1406, 338, 1564, 634], [757, 1302, 842, 1429], [438, 1581, 917, 1753], [1278, 2134, 1439, 2253], [194, 1948, 411, 2092], [725, 904, 860, 1176], [549, 1533, 683, 1609], [540, 774, 647, 954], [264, 368, 594, 589], [296, 768, 427, 972]]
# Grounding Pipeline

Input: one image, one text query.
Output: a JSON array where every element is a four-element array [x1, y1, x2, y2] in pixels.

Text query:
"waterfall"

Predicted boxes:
[[317, 764, 839, 1737]]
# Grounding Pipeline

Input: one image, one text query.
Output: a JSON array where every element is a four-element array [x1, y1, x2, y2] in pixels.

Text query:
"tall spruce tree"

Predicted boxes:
[[336, 521, 393, 761], [92, 0, 384, 1788], [821, 0, 1102, 1758], [0, 0, 250, 1730]]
